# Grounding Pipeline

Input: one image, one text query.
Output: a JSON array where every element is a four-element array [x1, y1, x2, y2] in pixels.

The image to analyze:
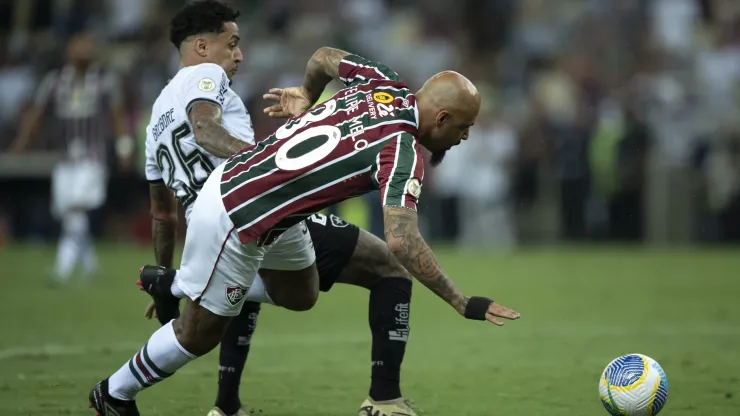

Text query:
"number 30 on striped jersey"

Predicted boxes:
[[274, 99, 342, 171]]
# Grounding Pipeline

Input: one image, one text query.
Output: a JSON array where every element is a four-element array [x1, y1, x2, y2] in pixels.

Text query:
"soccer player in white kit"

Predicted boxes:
[[139, 4, 312, 311]]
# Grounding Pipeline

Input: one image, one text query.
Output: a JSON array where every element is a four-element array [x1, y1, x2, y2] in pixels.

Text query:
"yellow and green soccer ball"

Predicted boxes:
[[599, 354, 669, 416]]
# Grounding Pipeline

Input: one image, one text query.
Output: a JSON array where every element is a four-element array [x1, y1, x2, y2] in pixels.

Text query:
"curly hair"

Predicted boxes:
[[169, 0, 240, 49]]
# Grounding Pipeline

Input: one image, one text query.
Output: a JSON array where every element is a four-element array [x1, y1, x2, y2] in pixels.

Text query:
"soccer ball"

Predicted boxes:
[[599, 354, 669, 416]]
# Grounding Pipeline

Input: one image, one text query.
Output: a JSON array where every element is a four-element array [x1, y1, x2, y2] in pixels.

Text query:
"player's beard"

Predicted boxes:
[[430, 150, 446, 167]]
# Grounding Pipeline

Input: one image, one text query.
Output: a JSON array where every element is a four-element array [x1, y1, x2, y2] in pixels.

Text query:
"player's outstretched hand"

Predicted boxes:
[[263, 87, 312, 118], [484, 302, 520, 326], [463, 296, 520, 326]]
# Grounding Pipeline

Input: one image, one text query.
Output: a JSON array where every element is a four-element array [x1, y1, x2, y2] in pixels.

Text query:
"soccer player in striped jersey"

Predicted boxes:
[[11, 32, 132, 285], [89, 39, 520, 416], [89, 2, 429, 416]]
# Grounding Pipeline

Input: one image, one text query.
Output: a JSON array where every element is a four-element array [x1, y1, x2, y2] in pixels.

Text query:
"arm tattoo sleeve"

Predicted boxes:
[[150, 183, 178, 268], [303, 47, 350, 105], [188, 102, 249, 158], [383, 206, 468, 313]]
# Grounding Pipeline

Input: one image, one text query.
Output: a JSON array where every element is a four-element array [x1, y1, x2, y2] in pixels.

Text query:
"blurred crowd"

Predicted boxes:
[[2, 0, 740, 248]]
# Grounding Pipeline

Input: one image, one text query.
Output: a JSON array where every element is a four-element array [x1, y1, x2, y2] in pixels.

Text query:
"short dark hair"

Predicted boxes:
[[169, 0, 240, 49]]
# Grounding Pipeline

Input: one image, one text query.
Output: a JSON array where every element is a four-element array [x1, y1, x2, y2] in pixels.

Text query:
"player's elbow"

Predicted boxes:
[[385, 238, 408, 259], [311, 47, 332, 62], [310, 46, 345, 66]]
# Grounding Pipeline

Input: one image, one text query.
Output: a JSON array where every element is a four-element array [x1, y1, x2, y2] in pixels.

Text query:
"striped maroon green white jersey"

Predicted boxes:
[[220, 54, 425, 244]]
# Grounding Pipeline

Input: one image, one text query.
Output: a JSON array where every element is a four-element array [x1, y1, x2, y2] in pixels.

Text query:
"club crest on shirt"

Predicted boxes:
[[198, 78, 216, 92], [225, 284, 248, 306], [405, 178, 422, 199], [373, 91, 394, 104], [329, 214, 350, 228]]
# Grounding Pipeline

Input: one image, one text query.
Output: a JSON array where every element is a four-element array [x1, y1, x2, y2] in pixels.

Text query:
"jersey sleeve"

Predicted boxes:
[[182, 63, 229, 115], [338, 54, 400, 87], [144, 140, 162, 182], [374, 133, 425, 211]]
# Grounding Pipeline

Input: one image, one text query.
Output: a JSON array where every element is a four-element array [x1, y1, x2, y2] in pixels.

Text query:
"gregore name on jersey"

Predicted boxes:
[[220, 54, 425, 245], [144, 63, 254, 214]]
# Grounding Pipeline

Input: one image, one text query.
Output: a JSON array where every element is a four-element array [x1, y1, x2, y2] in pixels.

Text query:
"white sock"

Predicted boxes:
[[55, 212, 89, 280], [245, 274, 274, 304], [171, 272, 186, 298], [108, 321, 196, 400], [55, 234, 77, 280]]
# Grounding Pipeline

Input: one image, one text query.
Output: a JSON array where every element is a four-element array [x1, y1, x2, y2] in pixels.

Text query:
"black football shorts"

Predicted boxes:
[[307, 213, 360, 292]]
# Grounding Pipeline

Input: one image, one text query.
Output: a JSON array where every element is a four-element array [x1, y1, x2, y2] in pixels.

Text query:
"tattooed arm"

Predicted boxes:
[[149, 182, 178, 268], [188, 102, 250, 158], [383, 206, 468, 314], [302, 47, 350, 105]]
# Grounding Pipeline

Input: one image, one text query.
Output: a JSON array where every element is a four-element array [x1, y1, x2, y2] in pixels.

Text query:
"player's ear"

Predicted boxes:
[[194, 36, 209, 57], [436, 110, 449, 127]]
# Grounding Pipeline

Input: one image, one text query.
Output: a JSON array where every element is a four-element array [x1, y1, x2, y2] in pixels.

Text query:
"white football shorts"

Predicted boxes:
[[176, 162, 315, 316]]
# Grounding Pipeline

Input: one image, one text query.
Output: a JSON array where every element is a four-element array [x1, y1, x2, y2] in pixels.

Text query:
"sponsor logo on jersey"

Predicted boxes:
[[225, 284, 248, 306], [366, 92, 396, 118], [373, 91, 394, 104], [405, 178, 422, 199], [198, 78, 216, 92], [365, 94, 378, 120]]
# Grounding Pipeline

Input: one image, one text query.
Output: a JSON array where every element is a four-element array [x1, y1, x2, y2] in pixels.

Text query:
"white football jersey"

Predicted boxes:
[[144, 63, 254, 218]]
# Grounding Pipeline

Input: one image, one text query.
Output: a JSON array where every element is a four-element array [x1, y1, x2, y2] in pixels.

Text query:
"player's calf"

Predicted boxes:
[[173, 298, 233, 356], [100, 299, 231, 408], [335, 229, 413, 401], [366, 276, 412, 401], [215, 301, 262, 415]]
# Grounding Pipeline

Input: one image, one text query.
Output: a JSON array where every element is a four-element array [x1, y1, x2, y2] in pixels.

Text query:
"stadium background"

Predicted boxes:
[[1, 0, 739, 415]]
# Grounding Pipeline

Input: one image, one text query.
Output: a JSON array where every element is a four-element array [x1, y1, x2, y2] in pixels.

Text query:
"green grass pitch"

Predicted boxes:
[[0, 244, 738, 415]]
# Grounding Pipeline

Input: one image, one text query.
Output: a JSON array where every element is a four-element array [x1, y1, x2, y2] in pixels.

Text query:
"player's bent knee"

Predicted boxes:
[[376, 241, 410, 278], [362, 229, 411, 280], [173, 299, 232, 356], [381, 258, 411, 281], [363, 250, 412, 289]]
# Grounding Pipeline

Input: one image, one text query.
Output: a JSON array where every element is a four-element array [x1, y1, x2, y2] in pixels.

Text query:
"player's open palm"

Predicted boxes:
[[263, 87, 312, 118], [486, 302, 520, 326]]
